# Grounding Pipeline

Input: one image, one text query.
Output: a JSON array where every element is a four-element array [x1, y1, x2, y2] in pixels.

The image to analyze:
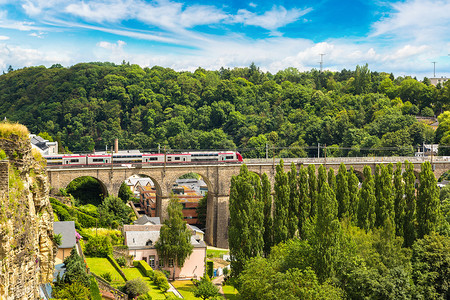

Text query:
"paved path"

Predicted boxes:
[[168, 281, 184, 298], [212, 275, 225, 298]]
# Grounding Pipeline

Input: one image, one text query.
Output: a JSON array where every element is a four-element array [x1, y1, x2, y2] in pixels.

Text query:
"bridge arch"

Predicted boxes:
[[65, 176, 108, 205]]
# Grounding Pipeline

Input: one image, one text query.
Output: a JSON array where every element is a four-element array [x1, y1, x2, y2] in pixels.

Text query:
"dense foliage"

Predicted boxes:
[[229, 161, 450, 298], [1, 63, 449, 156]]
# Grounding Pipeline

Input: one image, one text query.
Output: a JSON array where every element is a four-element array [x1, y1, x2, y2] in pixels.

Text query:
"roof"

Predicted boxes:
[[133, 215, 161, 225], [124, 224, 206, 249], [53, 221, 77, 249]]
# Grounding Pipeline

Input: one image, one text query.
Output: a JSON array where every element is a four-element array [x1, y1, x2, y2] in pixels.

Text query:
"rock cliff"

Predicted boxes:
[[0, 124, 55, 300]]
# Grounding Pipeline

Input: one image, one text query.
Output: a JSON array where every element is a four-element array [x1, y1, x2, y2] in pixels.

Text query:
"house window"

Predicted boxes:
[[149, 255, 155, 268], [159, 259, 164, 267], [168, 258, 174, 268], [146, 239, 153, 246]]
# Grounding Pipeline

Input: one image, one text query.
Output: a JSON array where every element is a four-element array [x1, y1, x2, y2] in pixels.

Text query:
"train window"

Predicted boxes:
[[175, 157, 180, 161], [70, 159, 79, 163], [93, 158, 103, 162], [226, 156, 234, 159], [167, 157, 172, 162], [149, 157, 158, 161]]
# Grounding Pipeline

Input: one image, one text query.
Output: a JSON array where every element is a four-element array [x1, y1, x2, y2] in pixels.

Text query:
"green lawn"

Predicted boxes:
[[206, 248, 229, 259], [171, 280, 198, 300], [85, 257, 125, 287], [223, 285, 240, 300]]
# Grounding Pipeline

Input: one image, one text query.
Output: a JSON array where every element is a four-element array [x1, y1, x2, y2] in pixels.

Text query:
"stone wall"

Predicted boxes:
[[0, 135, 56, 299]]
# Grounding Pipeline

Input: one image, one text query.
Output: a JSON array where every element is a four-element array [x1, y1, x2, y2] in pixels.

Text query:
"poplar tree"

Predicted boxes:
[[375, 164, 395, 228], [155, 198, 193, 272], [308, 165, 317, 218], [403, 160, 417, 247], [228, 164, 264, 276], [417, 161, 440, 238], [336, 163, 350, 220], [318, 165, 327, 194], [393, 162, 405, 236], [298, 166, 310, 238], [315, 181, 340, 281], [328, 168, 336, 192], [273, 159, 289, 244], [347, 167, 359, 223], [262, 173, 273, 257], [357, 166, 376, 231], [288, 163, 299, 238]]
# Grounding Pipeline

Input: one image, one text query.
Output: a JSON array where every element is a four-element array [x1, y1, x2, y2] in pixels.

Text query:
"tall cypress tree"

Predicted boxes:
[[336, 163, 350, 220], [262, 173, 273, 257], [315, 181, 340, 281], [328, 168, 336, 192], [228, 164, 264, 276], [375, 164, 395, 228], [273, 159, 289, 244], [403, 160, 417, 247], [288, 163, 300, 239], [318, 165, 327, 194], [357, 166, 376, 231], [417, 161, 440, 238], [347, 167, 359, 224], [393, 162, 405, 236], [308, 164, 318, 218], [298, 166, 310, 239]]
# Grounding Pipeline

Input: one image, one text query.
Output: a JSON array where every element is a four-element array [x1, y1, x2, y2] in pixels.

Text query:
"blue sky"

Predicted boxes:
[[0, 0, 449, 78]]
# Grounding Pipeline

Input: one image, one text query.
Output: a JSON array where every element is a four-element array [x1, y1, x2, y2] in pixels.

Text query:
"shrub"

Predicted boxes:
[[153, 270, 170, 292], [84, 235, 113, 257], [116, 256, 127, 267], [136, 260, 154, 278], [100, 272, 112, 283], [133, 260, 139, 267], [107, 255, 127, 281], [206, 260, 214, 278], [123, 278, 150, 298]]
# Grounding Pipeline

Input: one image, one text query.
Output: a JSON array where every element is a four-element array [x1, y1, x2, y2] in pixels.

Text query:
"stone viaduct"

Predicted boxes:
[[46, 156, 450, 248]]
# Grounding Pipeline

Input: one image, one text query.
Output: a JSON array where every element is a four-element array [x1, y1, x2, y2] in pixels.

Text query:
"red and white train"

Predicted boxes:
[[44, 150, 243, 166]]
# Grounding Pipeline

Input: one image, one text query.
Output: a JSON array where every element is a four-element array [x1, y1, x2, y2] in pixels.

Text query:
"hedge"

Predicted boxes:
[[206, 260, 214, 278], [136, 260, 154, 278], [153, 270, 170, 292], [107, 255, 127, 281], [50, 197, 98, 228], [89, 276, 102, 300]]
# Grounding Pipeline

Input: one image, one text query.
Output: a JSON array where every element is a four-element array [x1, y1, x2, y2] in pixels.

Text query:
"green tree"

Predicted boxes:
[[193, 275, 220, 300], [375, 164, 395, 228], [196, 194, 207, 230], [417, 161, 440, 238], [118, 181, 134, 202], [403, 160, 417, 247], [262, 173, 273, 256], [288, 163, 299, 238], [308, 165, 318, 218], [228, 164, 264, 276], [62, 248, 89, 287], [347, 167, 359, 224], [358, 166, 376, 231], [314, 181, 340, 281], [317, 165, 327, 195], [155, 198, 193, 278], [98, 195, 132, 228], [273, 160, 290, 244], [84, 235, 113, 257], [393, 162, 405, 236], [336, 163, 349, 220], [298, 166, 310, 239], [412, 233, 450, 299], [327, 168, 336, 192]]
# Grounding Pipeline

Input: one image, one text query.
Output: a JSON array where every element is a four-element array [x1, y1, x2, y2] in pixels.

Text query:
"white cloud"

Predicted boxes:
[[371, 0, 450, 43], [97, 40, 126, 50], [0, 35, 9, 40], [233, 6, 312, 32]]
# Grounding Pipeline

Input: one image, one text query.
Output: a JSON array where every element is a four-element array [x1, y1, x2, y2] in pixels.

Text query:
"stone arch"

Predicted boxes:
[[129, 173, 163, 218], [65, 176, 108, 205]]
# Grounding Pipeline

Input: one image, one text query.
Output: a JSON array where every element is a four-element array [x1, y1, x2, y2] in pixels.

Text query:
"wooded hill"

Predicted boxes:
[[1, 62, 449, 157]]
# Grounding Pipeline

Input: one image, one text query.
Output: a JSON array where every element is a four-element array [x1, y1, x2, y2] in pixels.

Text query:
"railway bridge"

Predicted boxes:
[[46, 156, 450, 248]]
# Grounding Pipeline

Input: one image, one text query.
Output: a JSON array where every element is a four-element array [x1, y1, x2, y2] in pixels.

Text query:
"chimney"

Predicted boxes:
[[114, 139, 118, 153]]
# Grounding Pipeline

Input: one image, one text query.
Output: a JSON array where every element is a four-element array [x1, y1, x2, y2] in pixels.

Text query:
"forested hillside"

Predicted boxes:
[[1, 62, 449, 157]]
